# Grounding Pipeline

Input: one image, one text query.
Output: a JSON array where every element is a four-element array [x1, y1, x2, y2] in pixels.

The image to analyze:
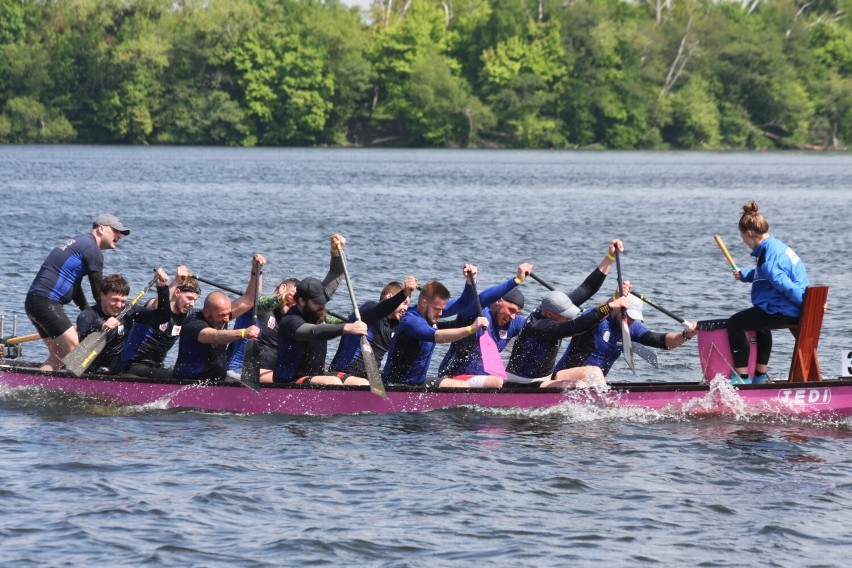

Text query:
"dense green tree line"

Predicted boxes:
[[1, 0, 849, 148]]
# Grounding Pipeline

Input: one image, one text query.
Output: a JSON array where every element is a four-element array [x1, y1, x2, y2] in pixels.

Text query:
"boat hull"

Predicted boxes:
[[2, 363, 852, 417]]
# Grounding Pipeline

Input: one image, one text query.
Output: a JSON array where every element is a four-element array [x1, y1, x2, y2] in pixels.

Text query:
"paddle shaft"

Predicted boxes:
[[191, 274, 244, 296], [467, 275, 507, 378], [630, 292, 688, 325], [614, 252, 626, 306], [470, 277, 484, 315], [713, 234, 739, 272], [528, 272, 555, 291], [116, 275, 161, 322], [336, 246, 386, 397], [237, 264, 263, 392], [3, 332, 42, 345], [250, 267, 262, 323], [614, 249, 635, 374]]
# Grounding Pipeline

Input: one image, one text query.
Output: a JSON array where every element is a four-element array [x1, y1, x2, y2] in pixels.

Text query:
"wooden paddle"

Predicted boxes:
[[713, 234, 739, 272], [614, 250, 635, 374], [469, 276, 507, 379], [239, 264, 263, 392], [335, 245, 386, 397], [63, 274, 160, 377], [190, 274, 244, 296], [2, 333, 42, 345], [529, 271, 658, 368]]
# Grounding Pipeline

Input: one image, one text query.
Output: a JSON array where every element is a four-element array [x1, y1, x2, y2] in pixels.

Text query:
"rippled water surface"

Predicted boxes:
[[2, 147, 851, 566]]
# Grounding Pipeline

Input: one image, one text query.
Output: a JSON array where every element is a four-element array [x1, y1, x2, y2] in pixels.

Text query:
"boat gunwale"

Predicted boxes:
[[4, 360, 851, 395]]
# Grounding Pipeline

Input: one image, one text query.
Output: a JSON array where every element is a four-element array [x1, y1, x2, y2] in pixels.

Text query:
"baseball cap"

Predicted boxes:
[[295, 277, 329, 305], [540, 290, 580, 319], [626, 295, 644, 321], [93, 213, 130, 235], [502, 287, 525, 310]]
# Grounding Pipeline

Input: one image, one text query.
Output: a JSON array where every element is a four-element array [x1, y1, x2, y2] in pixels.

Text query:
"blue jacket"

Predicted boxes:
[[739, 236, 809, 318]]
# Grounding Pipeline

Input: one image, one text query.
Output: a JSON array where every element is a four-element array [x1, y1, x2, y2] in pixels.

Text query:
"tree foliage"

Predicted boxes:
[[0, 0, 849, 149]]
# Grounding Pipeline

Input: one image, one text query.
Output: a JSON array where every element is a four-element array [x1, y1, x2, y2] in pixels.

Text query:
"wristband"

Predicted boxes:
[[681, 329, 691, 341], [241, 329, 246, 339], [513, 276, 522, 285], [466, 325, 474, 335], [606, 252, 616, 261]]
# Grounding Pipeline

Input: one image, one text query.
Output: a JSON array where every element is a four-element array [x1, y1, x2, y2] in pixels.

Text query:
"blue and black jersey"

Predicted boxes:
[[173, 311, 229, 380], [273, 306, 346, 383], [77, 284, 170, 373], [28, 233, 104, 306], [505, 267, 609, 379], [556, 315, 667, 377], [381, 284, 475, 386], [329, 288, 409, 376]]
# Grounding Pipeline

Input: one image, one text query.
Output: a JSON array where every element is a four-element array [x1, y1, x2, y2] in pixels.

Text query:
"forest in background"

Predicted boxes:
[[1, 0, 850, 149]]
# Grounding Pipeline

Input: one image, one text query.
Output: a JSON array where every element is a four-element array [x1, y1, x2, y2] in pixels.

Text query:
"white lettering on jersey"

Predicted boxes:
[[785, 247, 800, 265]]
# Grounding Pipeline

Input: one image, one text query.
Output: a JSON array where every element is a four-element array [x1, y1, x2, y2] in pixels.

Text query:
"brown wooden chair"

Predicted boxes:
[[786, 285, 829, 382]]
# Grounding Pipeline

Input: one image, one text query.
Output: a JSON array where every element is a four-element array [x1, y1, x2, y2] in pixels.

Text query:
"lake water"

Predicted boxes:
[[1, 147, 851, 565]]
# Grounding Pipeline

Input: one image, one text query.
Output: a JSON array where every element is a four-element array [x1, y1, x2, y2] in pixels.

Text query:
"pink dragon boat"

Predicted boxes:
[[3, 285, 847, 417], [0, 359, 850, 417]]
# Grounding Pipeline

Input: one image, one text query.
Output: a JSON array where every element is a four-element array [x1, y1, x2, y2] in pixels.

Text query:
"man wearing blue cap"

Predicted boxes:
[[25, 213, 130, 371]]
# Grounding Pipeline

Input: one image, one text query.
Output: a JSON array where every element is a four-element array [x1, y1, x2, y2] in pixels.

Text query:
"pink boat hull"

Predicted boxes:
[[2, 364, 851, 417]]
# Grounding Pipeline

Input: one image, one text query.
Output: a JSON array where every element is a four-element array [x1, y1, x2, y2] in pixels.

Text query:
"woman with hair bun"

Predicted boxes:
[[727, 201, 809, 384]]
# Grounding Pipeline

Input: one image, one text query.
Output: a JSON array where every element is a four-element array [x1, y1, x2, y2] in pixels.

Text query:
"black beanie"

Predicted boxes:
[[502, 287, 525, 310]]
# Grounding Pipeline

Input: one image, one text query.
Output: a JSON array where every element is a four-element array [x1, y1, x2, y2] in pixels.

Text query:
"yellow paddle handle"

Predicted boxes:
[[714, 234, 739, 272], [3, 332, 42, 345]]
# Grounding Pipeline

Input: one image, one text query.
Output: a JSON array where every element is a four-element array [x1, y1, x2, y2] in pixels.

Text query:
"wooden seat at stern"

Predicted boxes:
[[787, 285, 829, 382]]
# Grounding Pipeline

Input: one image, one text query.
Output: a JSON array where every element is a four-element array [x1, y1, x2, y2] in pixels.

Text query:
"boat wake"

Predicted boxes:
[[0, 383, 162, 417], [474, 378, 852, 430]]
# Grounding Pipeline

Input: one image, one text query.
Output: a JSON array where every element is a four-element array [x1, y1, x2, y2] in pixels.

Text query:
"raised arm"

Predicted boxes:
[[133, 268, 172, 326], [479, 267, 530, 310], [231, 253, 266, 317], [322, 234, 346, 297], [568, 240, 624, 305], [443, 264, 477, 318]]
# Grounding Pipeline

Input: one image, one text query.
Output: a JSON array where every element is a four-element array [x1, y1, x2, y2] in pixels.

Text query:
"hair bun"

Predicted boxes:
[[742, 200, 759, 215]]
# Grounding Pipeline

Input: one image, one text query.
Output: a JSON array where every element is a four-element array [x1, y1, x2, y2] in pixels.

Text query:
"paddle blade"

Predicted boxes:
[[239, 340, 262, 393], [62, 331, 108, 377], [360, 337, 386, 397], [621, 320, 636, 374], [478, 332, 507, 379], [633, 343, 659, 368]]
